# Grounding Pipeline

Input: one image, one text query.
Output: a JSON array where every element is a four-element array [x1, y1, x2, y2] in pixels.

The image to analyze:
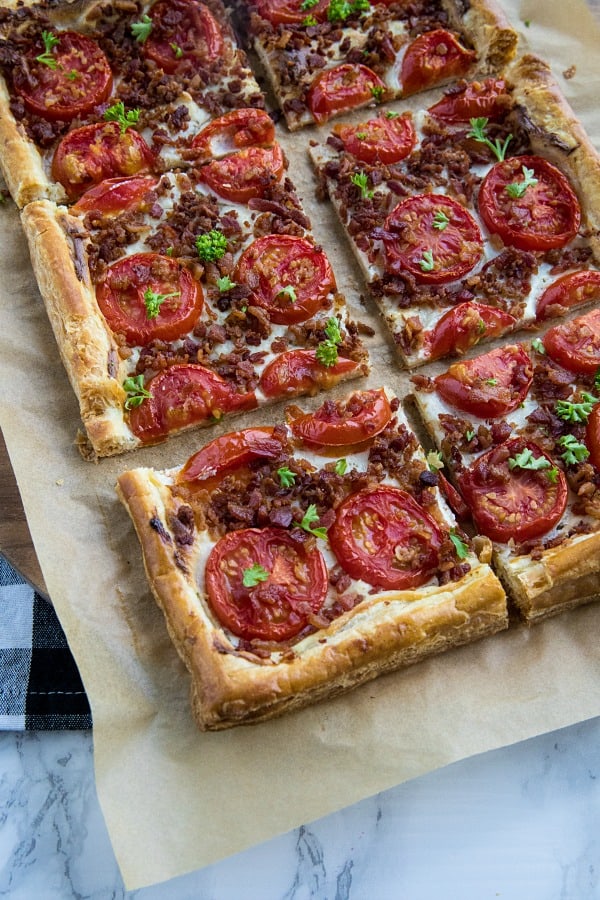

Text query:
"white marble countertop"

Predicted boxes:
[[2, 715, 599, 898]]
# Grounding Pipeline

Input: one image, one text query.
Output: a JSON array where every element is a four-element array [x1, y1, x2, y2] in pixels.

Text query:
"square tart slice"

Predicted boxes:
[[309, 54, 600, 368], [117, 386, 507, 730], [411, 313, 600, 624]]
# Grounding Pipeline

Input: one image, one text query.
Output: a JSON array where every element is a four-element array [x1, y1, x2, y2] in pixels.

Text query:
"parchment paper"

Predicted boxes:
[[1, 1, 600, 889]]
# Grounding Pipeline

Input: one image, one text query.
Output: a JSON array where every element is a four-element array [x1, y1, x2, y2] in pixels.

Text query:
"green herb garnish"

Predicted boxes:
[[123, 375, 152, 410], [217, 275, 236, 292], [467, 117, 513, 162], [449, 530, 469, 559], [316, 317, 343, 367], [555, 393, 598, 424], [242, 564, 269, 588], [426, 450, 444, 472], [334, 458, 347, 475], [36, 31, 59, 68], [506, 166, 538, 199], [276, 285, 297, 303], [300, 504, 328, 539], [531, 337, 546, 354], [143, 289, 180, 319], [508, 447, 557, 482], [103, 101, 140, 134], [432, 210, 449, 231], [419, 249, 435, 272], [350, 171, 374, 199], [327, 0, 370, 20], [277, 466, 297, 488], [131, 14, 153, 43], [558, 434, 590, 466], [195, 229, 228, 262]]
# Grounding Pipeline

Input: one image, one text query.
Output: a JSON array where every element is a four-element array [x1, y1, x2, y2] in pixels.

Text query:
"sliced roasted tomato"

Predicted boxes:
[[330, 486, 442, 591], [13, 32, 112, 122], [191, 108, 275, 160], [307, 64, 386, 126], [142, 0, 224, 74], [52, 122, 155, 200], [332, 113, 416, 164], [478, 155, 581, 251], [259, 350, 360, 399], [97, 253, 203, 345], [400, 29, 476, 95], [180, 427, 285, 482], [235, 235, 335, 325], [197, 143, 284, 203], [72, 175, 159, 215], [425, 302, 516, 362], [427, 78, 510, 122], [542, 308, 600, 375], [535, 270, 600, 320], [290, 388, 391, 447], [205, 527, 328, 641], [127, 364, 257, 442], [437, 472, 471, 521], [435, 344, 533, 418], [253, 0, 330, 25], [459, 438, 567, 543], [585, 404, 600, 471], [382, 194, 483, 284]]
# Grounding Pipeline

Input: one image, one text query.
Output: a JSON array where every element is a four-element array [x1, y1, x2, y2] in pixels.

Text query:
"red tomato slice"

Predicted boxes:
[[290, 388, 391, 447], [307, 64, 386, 126], [52, 122, 155, 200], [330, 486, 443, 591], [427, 78, 510, 123], [72, 175, 159, 215], [425, 302, 516, 362], [128, 364, 257, 442], [97, 253, 203, 345], [459, 438, 568, 543], [253, 0, 330, 25], [333, 113, 416, 164], [478, 155, 581, 252], [13, 32, 113, 122], [437, 472, 471, 521], [191, 108, 275, 160], [435, 344, 533, 419], [205, 527, 328, 641], [235, 235, 335, 325], [180, 427, 285, 481], [542, 308, 600, 375], [400, 29, 476, 95], [585, 403, 600, 471], [383, 194, 483, 284], [259, 350, 360, 399], [143, 0, 224, 74], [197, 143, 284, 203], [535, 270, 600, 321]]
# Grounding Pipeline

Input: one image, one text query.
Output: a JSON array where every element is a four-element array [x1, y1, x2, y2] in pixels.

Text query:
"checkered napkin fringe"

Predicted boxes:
[[0, 556, 91, 730]]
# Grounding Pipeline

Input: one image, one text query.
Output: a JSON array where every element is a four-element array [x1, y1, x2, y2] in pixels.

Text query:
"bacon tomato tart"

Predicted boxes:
[[310, 54, 600, 368], [0, 0, 264, 207], [116, 387, 507, 729], [238, 0, 517, 131], [411, 312, 600, 624], [21, 146, 369, 457]]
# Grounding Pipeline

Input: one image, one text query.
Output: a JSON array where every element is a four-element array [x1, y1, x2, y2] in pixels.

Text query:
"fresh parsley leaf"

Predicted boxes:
[[595, 369, 600, 393], [465, 429, 475, 442], [123, 375, 152, 409], [242, 564, 269, 588], [36, 31, 59, 68], [432, 210, 449, 231], [302, 14, 318, 24], [350, 170, 374, 199], [277, 466, 296, 488], [355, 131, 368, 140], [324, 316, 343, 345], [334, 458, 347, 475], [508, 447, 552, 473], [505, 166, 538, 199], [131, 14, 153, 43], [558, 434, 590, 466], [449, 529, 469, 560], [327, 0, 370, 20], [316, 340, 339, 366], [531, 337, 546, 354], [385, 110, 399, 119], [426, 450, 444, 472], [170, 42, 184, 59], [143, 289, 179, 319], [103, 101, 140, 134], [555, 392, 598, 424], [195, 229, 228, 262], [276, 285, 297, 303], [370, 84, 384, 101], [419, 249, 435, 272], [485, 377, 498, 386], [217, 275, 236, 292], [301, 0, 319, 8], [66, 70, 79, 81], [300, 504, 328, 539], [467, 117, 513, 162]]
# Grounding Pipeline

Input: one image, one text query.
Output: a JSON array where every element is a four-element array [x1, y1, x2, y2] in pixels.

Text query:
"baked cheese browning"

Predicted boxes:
[[21, 157, 369, 456], [411, 311, 600, 623], [238, 0, 517, 130], [0, 0, 265, 206], [116, 387, 508, 729], [310, 55, 600, 368]]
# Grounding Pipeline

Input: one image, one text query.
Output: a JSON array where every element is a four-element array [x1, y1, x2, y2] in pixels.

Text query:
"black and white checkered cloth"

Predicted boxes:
[[0, 556, 91, 730]]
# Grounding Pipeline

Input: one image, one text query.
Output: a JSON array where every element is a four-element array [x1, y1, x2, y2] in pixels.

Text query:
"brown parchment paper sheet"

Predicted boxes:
[[1, 0, 600, 888]]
